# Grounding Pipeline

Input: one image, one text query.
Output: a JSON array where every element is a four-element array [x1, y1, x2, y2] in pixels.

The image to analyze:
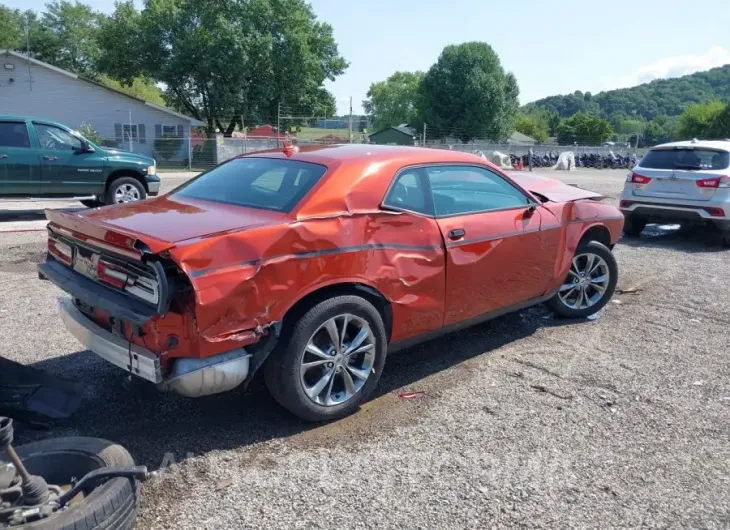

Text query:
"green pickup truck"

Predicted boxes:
[[0, 115, 161, 207]]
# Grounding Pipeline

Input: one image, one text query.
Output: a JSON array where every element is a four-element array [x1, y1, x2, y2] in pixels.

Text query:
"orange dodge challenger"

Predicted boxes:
[[39, 144, 623, 421]]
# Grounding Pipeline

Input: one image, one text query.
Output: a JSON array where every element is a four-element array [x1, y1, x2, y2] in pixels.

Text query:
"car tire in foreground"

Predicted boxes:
[[105, 177, 147, 205], [546, 240, 618, 319], [2, 437, 139, 530], [622, 217, 646, 237], [264, 295, 388, 422]]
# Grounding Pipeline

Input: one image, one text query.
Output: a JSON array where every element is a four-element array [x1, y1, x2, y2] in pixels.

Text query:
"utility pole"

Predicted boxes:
[[128, 110, 133, 152], [277, 102, 281, 148], [422, 123, 427, 146], [25, 16, 32, 91], [348, 96, 353, 143]]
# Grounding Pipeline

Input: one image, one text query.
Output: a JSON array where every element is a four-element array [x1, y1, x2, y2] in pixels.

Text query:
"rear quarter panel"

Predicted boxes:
[[168, 210, 447, 354]]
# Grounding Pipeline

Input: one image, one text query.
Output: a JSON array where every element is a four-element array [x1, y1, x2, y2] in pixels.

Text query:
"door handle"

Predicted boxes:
[[42, 155, 58, 161], [0, 154, 7, 159], [447, 228, 465, 240]]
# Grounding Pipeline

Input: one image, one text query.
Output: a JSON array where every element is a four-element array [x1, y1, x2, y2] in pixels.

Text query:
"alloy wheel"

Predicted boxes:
[[114, 184, 141, 203], [299, 314, 376, 407], [558, 252, 610, 310]]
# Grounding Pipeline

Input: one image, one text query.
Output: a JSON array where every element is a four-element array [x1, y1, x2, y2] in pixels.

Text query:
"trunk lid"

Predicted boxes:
[[47, 195, 286, 255], [632, 146, 730, 201]]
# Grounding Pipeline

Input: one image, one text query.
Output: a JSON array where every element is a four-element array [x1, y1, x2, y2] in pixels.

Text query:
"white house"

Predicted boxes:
[[0, 49, 204, 162]]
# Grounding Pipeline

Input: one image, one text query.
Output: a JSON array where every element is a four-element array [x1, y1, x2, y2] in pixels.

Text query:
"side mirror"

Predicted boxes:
[[76, 139, 94, 153]]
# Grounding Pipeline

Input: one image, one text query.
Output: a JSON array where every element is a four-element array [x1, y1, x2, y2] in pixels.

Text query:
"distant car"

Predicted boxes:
[[0, 115, 160, 207], [620, 140, 730, 246], [39, 144, 623, 422]]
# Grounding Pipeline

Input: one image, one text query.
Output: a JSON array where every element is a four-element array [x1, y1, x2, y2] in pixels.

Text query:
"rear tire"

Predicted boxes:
[[1, 437, 139, 530], [721, 230, 730, 248], [264, 295, 388, 422], [622, 216, 646, 237], [105, 177, 146, 205], [546, 240, 618, 319]]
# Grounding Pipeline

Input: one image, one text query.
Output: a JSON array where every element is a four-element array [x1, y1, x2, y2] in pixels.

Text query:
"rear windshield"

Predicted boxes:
[[640, 148, 730, 170], [173, 157, 327, 212]]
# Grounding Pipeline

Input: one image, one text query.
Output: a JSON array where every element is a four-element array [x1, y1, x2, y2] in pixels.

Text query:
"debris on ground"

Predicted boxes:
[[398, 391, 425, 400]]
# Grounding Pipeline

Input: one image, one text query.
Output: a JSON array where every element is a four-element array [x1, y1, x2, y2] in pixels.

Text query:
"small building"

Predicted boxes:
[[508, 131, 537, 146], [0, 49, 203, 162], [368, 124, 417, 146]]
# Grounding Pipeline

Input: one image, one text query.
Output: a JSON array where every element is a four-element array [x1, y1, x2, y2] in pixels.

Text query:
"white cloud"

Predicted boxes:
[[598, 46, 730, 91]]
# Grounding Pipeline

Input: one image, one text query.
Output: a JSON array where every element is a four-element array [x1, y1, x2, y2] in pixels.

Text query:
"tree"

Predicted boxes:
[[34, 1, 103, 75], [706, 102, 730, 139], [0, 6, 25, 50], [557, 113, 613, 145], [363, 71, 423, 132], [514, 113, 548, 143], [677, 101, 726, 139], [418, 42, 519, 142], [97, 0, 348, 135], [97, 74, 165, 105], [643, 115, 677, 146]]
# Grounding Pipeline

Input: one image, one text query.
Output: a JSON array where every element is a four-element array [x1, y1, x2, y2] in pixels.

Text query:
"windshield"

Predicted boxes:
[[640, 148, 730, 170], [173, 157, 328, 212]]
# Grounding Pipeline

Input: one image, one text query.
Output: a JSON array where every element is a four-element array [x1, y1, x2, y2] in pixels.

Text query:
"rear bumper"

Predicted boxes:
[[59, 297, 163, 383], [58, 297, 252, 397], [620, 201, 730, 229]]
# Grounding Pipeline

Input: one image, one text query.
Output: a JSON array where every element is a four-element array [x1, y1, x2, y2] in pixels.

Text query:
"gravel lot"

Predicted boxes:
[[2, 169, 729, 529]]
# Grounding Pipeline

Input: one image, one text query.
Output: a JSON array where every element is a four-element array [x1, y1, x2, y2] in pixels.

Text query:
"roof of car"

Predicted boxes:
[[0, 115, 71, 129], [651, 139, 730, 151], [240, 143, 486, 165]]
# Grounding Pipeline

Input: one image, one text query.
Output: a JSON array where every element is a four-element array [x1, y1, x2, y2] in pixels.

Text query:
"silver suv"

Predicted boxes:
[[620, 140, 730, 246]]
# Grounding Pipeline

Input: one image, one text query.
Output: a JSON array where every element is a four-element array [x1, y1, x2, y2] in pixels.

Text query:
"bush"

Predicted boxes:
[[154, 136, 183, 161], [78, 122, 103, 144]]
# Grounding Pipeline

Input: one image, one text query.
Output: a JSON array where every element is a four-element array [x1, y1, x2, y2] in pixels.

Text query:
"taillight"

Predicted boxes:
[[48, 238, 72, 265], [705, 207, 725, 217], [96, 260, 128, 289], [631, 173, 651, 184], [696, 175, 730, 188]]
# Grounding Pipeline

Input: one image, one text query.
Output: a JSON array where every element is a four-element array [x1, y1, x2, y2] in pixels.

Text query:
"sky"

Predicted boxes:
[[5, 0, 730, 116]]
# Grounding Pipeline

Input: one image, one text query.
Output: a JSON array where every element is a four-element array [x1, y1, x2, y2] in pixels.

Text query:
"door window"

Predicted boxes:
[[34, 124, 82, 151], [383, 169, 431, 215], [426, 165, 531, 217], [0, 122, 31, 148]]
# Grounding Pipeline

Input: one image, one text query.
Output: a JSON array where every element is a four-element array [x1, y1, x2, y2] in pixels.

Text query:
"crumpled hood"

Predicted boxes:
[[509, 172, 603, 202]]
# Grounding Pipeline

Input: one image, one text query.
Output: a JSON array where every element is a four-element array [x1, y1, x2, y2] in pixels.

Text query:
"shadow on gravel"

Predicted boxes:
[[619, 223, 728, 253], [21, 305, 582, 469]]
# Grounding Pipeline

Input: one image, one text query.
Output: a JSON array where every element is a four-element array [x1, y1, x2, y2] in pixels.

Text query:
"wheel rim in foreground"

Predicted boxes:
[[558, 252, 610, 310], [114, 184, 141, 203], [299, 314, 376, 407]]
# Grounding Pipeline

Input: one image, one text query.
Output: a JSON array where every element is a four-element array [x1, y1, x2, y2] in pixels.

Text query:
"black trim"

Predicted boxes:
[[387, 291, 556, 354], [188, 243, 443, 278], [38, 258, 158, 325]]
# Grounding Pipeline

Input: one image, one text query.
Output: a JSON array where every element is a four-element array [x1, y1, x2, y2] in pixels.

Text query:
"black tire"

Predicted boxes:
[[105, 177, 146, 205], [721, 230, 730, 248], [622, 216, 646, 237], [1, 437, 139, 530], [546, 240, 618, 319], [264, 295, 388, 422], [80, 199, 104, 208]]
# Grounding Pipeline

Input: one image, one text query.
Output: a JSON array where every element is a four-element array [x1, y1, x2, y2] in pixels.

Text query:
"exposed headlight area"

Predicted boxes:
[[147, 165, 156, 175]]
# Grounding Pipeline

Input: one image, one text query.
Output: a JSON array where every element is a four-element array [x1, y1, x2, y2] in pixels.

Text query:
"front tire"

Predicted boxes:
[[80, 199, 104, 208], [105, 177, 147, 205], [264, 295, 388, 422], [546, 240, 618, 319]]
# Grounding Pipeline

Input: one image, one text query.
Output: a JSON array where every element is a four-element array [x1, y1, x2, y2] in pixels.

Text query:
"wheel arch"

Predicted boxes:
[[106, 169, 148, 193], [578, 224, 612, 249], [280, 282, 393, 342]]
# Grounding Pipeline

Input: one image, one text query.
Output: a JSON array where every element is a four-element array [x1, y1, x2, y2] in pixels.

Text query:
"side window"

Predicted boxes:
[[383, 169, 431, 215], [34, 124, 82, 151], [0, 122, 31, 148], [426, 165, 530, 217]]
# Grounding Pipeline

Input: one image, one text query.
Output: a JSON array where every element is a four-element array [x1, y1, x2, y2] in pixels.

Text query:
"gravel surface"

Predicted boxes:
[[1, 169, 729, 529]]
